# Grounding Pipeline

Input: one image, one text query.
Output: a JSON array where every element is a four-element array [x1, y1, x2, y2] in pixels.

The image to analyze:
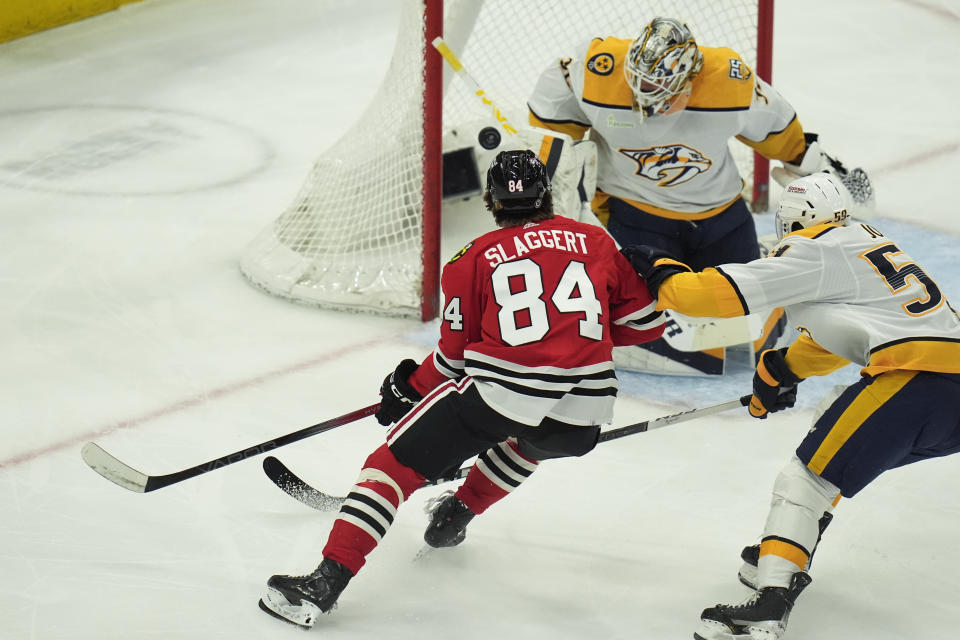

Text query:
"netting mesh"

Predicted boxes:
[[240, 0, 764, 318]]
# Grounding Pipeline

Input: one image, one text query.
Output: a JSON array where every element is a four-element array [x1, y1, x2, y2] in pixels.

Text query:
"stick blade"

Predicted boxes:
[[262, 456, 344, 512], [81, 442, 149, 493]]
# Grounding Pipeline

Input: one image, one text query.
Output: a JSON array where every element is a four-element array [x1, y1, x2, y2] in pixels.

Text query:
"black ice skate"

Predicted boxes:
[[694, 571, 812, 640], [423, 490, 475, 548], [738, 513, 833, 590], [258, 557, 353, 628]]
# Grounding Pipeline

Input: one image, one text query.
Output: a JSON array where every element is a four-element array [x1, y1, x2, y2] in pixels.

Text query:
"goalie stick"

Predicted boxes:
[[431, 37, 517, 137], [81, 403, 380, 493], [264, 394, 752, 512]]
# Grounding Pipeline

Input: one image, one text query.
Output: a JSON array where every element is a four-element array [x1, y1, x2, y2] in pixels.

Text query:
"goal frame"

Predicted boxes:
[[419, 0, 775, 320], [240, 1, 776, 322]]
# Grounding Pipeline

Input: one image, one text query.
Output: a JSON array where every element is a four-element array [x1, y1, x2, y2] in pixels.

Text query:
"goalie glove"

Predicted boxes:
[[773, 132, 874, 207], [620, 245, 692, 298], [749, 348, 803, 419], [375, 359, 423, 426]]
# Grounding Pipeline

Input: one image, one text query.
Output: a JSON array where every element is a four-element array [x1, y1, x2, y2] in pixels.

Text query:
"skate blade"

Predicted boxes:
[[258, 587, 322, 628], [693, 618, 742, 640], [694, 618, 784, 640]]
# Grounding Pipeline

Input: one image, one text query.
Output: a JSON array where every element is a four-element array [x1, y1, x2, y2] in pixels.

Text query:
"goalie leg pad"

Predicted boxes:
[[614, 341, 725, 376]]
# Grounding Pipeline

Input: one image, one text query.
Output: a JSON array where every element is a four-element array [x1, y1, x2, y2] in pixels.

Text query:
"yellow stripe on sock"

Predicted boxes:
[[759, 539, 809, 570]]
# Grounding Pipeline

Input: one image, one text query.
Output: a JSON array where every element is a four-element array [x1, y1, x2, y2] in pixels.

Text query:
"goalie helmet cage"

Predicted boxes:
[[240, 0, 774, 321]]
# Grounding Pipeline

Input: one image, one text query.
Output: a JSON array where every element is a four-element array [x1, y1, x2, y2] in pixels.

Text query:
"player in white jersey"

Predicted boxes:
[[528, 17, 871, 374], [623, 173, 960, 640]]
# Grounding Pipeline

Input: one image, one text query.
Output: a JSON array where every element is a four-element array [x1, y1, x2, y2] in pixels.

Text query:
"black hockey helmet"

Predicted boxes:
[[485, 149, 551, 212]]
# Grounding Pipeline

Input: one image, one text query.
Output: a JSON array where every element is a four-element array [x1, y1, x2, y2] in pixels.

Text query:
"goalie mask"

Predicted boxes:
[[485, 149, 551, 212], [624, 17, 703, 119], [776, 173, 851, 240]]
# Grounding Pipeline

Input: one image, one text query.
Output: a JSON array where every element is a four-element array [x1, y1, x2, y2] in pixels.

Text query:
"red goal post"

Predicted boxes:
[[240, 0, 774, 321]]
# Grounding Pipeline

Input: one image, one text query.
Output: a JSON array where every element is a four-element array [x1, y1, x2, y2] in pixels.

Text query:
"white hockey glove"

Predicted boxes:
[[772, 133, 874, 209]]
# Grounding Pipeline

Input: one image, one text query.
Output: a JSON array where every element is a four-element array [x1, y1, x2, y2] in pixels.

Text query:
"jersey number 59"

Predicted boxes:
[[860, 243, 944, 316]]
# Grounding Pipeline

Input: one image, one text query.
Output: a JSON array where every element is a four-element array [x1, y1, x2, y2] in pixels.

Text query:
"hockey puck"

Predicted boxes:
[[478, 126, 501, 150]]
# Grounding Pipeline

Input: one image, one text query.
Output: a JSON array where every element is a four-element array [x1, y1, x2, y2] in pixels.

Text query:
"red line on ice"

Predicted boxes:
[[872, 141, 960, 176], [0, 336, 395, 470], [896, 0, 959, 21]]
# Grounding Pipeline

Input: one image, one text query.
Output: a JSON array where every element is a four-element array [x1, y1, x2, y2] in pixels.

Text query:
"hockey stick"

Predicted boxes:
[[264, 394, 752, 511], [431, 36, 517, 136], [81, 403, 380, 493]]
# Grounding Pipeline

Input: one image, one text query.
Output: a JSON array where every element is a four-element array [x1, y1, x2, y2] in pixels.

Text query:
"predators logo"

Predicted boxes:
[[586, 53, 615, 76], [620, 144, 712, 186]]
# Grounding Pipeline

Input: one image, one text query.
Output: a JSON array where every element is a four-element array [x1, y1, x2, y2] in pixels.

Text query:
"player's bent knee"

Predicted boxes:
[[772, 455, 839, 514], [517, 425, 600, 460]]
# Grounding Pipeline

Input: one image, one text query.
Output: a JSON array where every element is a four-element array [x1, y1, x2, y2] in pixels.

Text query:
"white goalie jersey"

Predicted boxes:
[[528, 38, 805, 220]]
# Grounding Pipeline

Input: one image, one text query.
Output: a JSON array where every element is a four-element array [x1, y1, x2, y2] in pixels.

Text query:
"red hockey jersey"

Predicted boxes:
[[410, 216, 663, 427]]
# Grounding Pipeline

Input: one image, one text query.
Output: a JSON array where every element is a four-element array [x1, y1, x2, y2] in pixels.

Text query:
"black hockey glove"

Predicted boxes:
[[620, 245, 692, 297], [749, 348, 803, 419], [375, 358, 423, 426]]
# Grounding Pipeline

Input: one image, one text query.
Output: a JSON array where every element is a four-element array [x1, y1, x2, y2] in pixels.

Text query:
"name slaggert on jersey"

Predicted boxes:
[[484, 228, 590, 267]]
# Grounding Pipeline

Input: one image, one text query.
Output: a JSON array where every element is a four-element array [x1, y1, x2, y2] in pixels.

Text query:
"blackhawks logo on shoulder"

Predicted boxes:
[[447, 242, 473, 264]]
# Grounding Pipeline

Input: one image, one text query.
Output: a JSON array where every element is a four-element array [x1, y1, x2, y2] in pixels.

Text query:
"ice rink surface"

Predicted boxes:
[[1, 1, 959, 638]]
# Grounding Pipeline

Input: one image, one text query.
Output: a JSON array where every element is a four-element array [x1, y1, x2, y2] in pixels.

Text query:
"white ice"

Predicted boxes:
[[1, 1, 959, 639]]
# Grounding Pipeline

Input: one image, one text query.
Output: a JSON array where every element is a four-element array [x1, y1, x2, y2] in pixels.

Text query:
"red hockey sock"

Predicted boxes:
[[322, 444, 425, 574], [456, 439, 538, 515]]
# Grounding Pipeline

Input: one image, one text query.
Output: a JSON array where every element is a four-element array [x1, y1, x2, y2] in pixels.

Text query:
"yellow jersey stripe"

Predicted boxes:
[[782, 223, 844, 241], [580, 37, 633, 109], [656, 267, 748, 317], [605, 192, 743, 221], [863, 337, 960, 376], [785, 334, 851, 379], [807, 370, 918, 475], [737, 115, 805, 162], [528, 109, 589, 141], [685, 47, 754, 110]]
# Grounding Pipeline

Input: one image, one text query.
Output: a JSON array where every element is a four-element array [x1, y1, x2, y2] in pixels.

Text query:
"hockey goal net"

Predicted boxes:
[[240, 0, 773, 320]]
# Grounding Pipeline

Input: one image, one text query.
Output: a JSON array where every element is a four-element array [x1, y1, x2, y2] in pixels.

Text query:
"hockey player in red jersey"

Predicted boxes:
[[258, 150, 665, 628], [623, 172, 960, 640]]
